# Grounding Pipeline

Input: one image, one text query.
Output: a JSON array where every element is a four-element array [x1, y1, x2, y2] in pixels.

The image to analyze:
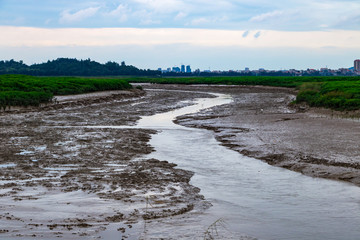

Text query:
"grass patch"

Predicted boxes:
[[0, 74, 132, 109], [296, 81, 360, 111]]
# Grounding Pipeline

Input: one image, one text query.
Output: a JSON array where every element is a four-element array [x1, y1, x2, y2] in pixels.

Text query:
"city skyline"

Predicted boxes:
[[2, 57, 358, 77], [158, 60, 359, 72], [0, 0, 360, 70]]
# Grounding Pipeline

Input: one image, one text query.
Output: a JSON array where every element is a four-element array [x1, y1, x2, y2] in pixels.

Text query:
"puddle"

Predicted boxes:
[[0, 163, 17, 168]]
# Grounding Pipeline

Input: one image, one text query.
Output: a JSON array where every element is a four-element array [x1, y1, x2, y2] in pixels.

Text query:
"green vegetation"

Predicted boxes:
[[129, 75, 359, 88], [0, 74, 132, 110], [296, 81, 360, 110], [0, 58, 160, 76], [129, 76, 360, 111], [2, 74, 359, 112]]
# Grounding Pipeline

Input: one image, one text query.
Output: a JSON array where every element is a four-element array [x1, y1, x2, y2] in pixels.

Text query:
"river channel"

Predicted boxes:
[[125, 91, 360, 240]]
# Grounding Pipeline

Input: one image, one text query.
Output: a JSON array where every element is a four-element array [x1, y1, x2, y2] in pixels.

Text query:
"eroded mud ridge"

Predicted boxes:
[[170, 85, 360, 187], [0, 88, 210, 239]]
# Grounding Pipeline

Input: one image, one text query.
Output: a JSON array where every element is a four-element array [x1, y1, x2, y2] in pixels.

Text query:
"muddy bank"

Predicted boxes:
[[2, 84, 359, 239], [0, 88, 211, 239], [170, 84, 360, 187]]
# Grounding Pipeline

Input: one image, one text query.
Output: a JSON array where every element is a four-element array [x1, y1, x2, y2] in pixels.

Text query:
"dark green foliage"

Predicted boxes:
[[0, 58, 160, 76], [0, 74, 132, 108]]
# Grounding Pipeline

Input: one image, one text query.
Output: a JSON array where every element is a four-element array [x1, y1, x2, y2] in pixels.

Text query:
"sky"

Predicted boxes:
[[0, 0, 360, 70]]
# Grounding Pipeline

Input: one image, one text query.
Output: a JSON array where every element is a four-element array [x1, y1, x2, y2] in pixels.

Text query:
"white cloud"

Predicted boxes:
[[336, 13, 360, 28], [250, 10, 284, 22], [59, 7, 100, 24], [132, 0, 185, 13], [187, 16, 229, 26], [45, 19, 52, 25], [108, 4, 128, 22], [140, 18, 161, 25], [2, 0, 360, 30], [174, 12, 187, 21], [189, 17, 210, 26], [132, 9, 161, 25], [185, 0, 234, 11], [1, 27, 360, 50], [286, 0, 360, 29]]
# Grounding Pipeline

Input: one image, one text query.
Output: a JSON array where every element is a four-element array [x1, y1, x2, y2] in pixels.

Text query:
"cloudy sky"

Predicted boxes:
[[0, 0, 360, 70]]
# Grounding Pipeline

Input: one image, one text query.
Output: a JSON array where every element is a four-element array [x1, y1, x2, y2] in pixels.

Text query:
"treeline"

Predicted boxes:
[[0, 74, 132, 110], [0, 58, 160, 76]]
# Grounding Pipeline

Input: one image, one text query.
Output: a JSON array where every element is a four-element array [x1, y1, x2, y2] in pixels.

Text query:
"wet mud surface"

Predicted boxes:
[[170, 85, 360, 187], [1, 84, 360, 239], [0, 87, 210, 239]]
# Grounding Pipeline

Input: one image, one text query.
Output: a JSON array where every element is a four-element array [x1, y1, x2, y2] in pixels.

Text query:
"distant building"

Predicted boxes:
[[320, 68, 331, 76], [186, 65, 191, 73], [338, 68, 351, 75], [157, 68, 162, 72], [354, 59, 360, 72], [172, 67, 180, 72], [181, 65, 185, 73], [245, 67, 250, 72]]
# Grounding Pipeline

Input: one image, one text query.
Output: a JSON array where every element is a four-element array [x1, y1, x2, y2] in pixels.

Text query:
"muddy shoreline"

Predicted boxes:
[[1, 84, 359, 239], [0, 87, 211, 239], [167, 84, 360, 187]]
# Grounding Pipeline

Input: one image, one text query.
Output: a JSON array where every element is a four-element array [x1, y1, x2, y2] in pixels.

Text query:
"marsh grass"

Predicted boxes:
[[0, 74, 132, 109], [296, 81, 360, 111]]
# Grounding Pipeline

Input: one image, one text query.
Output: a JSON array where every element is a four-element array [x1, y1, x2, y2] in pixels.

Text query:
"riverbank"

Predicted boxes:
[[164, 84, 360, 187], [1, 84, 359, 239], [0, 88, 212, 239]]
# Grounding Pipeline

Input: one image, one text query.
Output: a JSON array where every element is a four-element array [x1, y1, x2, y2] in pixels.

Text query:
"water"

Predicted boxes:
[[134, 93, 360, 240], [0, 163, 17, 168]]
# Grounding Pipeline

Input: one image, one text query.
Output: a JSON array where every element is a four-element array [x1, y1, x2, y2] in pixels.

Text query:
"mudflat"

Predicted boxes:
[[0, 84, 359, 239], [0, 87, 210, 239], [170, 84, 360, 186]]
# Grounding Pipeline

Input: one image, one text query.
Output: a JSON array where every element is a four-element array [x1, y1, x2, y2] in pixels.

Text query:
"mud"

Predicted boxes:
[[1, 84, 359, 239], [0, 87, 210, 239], [170, 85, 360, 187]]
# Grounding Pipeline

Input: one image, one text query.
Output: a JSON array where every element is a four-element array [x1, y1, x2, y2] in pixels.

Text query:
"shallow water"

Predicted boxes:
[[133, 92, 360, 240]]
